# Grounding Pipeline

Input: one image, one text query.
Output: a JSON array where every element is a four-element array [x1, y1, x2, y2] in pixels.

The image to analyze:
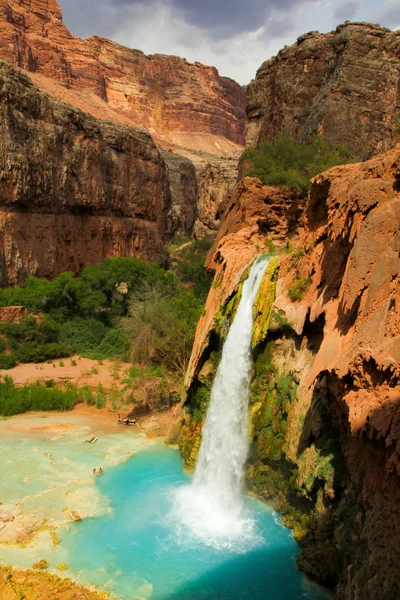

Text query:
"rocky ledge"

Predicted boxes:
[[0, 60, 170, 285], [247, 22, 400, 160], [180, 147, 400, 599], [0, 0, 245, 156]]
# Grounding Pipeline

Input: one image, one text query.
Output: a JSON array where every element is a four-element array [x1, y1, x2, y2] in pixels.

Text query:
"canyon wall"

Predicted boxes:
[[0, 60, 171, 286], [180, 148, 400, 598], [247, 22, 400, 160], [0, 0, 245, 156]]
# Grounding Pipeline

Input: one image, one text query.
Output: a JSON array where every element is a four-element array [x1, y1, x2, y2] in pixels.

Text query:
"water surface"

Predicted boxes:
[[62, 444, 328, 600]]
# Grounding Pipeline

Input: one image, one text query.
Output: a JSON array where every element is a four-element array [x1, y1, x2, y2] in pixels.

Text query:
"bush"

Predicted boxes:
[[242, 135, 355, 193], [124, 286, 202, 375], [0, 377, 81, 416], [0, 353, 17, 369], [15, 342, 71, 364], [171, 239, 213, 300], [288, 277, 312, 301], [89, 329, 130, 360]]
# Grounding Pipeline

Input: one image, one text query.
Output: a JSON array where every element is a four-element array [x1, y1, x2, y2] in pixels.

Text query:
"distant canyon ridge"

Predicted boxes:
[[0, 0, 399, 284]]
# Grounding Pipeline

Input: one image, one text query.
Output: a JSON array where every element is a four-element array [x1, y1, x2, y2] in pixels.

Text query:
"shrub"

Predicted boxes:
[[264, 238, 276, 253], [15, 342, 71, 364], [288, 277, 312, 301], [124, 287, 202, 375], [242, 135, 354, 193], [0, 353, 17, 370], [0, 377, 80, 416], [90, 329, 130, 360]]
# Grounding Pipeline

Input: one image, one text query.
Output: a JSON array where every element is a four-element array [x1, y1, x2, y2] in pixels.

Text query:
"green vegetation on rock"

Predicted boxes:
[[252, 256, 279, 347], [242, 135, 354, 193], [288, 277, 312, 301]]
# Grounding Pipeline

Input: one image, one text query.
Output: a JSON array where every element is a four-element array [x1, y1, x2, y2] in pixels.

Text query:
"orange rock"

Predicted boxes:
[[0, 0, 245, 156], [185, 177, 304, 386]]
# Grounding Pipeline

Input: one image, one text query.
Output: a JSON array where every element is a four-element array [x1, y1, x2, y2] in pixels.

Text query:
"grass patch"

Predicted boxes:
[[288, 277, 312, 301], [242, 135, 355, 193]]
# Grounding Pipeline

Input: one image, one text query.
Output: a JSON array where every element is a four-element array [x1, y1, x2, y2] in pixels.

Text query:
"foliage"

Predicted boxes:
[[288, 277, 312, 301], [168, 238, 213, 301], [242, 135, 354, 193], [0, 376, 81, 416], [0, 256, 203, 365], [0, 353, 17, 369], [0, 257, 177, 322], [15, 342, 70, 364], [264, 238, 276, 253], [124, 285, 202, 376]]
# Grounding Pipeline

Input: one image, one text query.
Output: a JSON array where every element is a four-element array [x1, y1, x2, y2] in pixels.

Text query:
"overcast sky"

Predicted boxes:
[[58, 0, 400, 85]]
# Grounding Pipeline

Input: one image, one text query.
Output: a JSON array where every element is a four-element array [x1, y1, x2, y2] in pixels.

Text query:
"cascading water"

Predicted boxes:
[[174, 257, 270, 549]]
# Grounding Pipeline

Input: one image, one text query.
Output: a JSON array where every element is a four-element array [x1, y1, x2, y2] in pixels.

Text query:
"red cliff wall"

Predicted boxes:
[[0, 60, 170, 286], [247, 23, 400, 160], [0, 0, 245, 156]]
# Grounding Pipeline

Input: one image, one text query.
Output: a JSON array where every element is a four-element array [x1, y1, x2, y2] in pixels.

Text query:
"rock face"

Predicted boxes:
[[0, 60, 170, 286], [185, 177, 304, 388], [180, 148, 400, 598], [160, 150, 198, 239], [0, 0, 245, 156], [247, 22, 400, 160], [193, 153, 242, 238]]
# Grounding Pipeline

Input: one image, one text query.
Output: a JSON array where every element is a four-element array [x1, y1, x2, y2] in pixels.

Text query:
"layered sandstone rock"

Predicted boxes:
[[185, 177, 304, 387], [160, 150, 198, 238], [0, 60, 170, 285], [247, 22, 400, 159], [181, 148, 400, 598], [193, 153, 241, 238], [0, 0, 245, 156]]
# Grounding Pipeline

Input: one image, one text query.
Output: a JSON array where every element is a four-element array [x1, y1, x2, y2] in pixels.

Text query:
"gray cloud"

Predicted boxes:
[[333, 1, 360, 23], [60, 0, 315, 41]]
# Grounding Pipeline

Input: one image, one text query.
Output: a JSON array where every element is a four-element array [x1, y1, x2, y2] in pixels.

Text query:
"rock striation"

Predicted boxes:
[[185, 177, 304, 388], [0, 0, 245, 156], [0, 60, 170, 286], [181, 147, 400, 598], [247, 22, 400, 160]]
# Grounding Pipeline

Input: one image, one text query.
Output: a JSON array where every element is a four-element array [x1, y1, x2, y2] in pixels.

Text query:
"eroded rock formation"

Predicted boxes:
[[180, 148, 400, 598], [0, 60, 170, 285], [247, 22, 400, 160], [0, 0, 245, 156]]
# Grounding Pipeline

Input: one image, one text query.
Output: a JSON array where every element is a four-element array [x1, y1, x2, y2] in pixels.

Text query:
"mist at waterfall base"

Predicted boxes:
[[63, 445, 327, 599], [61, 258, 327, 599], [174, 258, 269, 547]]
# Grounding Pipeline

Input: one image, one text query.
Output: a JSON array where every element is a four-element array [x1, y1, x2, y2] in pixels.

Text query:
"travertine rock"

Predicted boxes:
[[0, 60, 170, 285], [185, 177, 304, 386], [183, 147, 400, 598], [247, 22, 400, 159], [0, 0, 245, 156]]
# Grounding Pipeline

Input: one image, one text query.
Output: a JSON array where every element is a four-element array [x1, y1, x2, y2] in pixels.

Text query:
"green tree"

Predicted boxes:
[[242, 135, 355, 193]]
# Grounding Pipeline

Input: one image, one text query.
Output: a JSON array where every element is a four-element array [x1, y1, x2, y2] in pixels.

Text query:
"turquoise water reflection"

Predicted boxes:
[[62, 445, 328, 600]]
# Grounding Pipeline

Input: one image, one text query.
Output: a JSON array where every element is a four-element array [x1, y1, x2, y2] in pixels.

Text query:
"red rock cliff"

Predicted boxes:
[[247, 23, 400, 159], [0, 60, 170, 286], [181, 148, 400, 598], [0, 0, 245, 156]]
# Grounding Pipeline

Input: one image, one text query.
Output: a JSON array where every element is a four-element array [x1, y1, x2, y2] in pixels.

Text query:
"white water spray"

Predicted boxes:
[[174, 257, 270, 548]]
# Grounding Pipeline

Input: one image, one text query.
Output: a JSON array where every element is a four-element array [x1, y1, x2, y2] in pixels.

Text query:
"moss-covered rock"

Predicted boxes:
[[252, 256, 279, 348]]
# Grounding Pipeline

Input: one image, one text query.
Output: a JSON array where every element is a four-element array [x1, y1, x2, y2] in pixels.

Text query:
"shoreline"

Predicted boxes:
[[0, 405, 165, 599]]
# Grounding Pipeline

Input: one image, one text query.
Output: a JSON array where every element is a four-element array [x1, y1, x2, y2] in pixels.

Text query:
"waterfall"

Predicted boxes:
[[174, 257, 270, 549]]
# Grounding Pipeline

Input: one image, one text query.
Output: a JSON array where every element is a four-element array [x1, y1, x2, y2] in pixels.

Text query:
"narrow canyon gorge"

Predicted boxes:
[[0, 1, 399, 598]]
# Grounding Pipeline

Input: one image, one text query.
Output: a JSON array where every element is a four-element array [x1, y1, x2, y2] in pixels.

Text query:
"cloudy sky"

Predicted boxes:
[[58, 0, 400, 85]]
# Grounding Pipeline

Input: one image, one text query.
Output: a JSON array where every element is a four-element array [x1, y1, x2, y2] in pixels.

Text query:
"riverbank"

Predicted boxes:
[[0, 565, 113, 599]]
